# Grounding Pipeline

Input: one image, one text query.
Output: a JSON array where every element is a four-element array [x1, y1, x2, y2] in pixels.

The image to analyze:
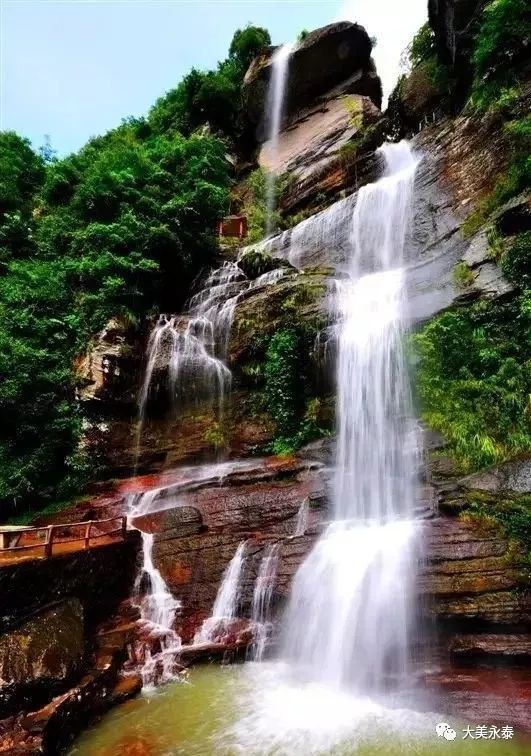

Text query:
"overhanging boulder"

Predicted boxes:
[[243, 21, 382, 134]]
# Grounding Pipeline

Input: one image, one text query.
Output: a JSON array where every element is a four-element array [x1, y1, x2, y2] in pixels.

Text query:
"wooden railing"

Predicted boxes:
[[0, 516, 128, 561]]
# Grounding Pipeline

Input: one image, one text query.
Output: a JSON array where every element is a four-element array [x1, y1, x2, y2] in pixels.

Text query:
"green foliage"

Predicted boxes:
[[203, 422, 228, 452], [229, 25, 271, 71], [149, 25, 270, 143], [413, 295, 531, 472], [471, 0, 531, 112], [343, 96, 363, 129], [264, 329, 327, 454], [238, 248, 282, 279], [298, 29, 309, 43], [453, 261, 475, 288], [408, 23, 437, 69], [264, 330, 303, 440], [486, 226, 505, 262], [243, 167, 287, 242], [0, 132, 45, 264], [462, 115, 531, 236], [502, 232, 531, 288], [462, 492, 531, 563], [0, 122, 230, 512]]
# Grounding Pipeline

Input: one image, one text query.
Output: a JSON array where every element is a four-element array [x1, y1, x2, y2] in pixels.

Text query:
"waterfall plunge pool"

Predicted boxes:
[[69, 663, 529, 756]]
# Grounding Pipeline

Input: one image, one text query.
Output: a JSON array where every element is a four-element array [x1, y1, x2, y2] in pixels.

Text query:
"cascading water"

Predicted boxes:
[[131, 252, 288, 683], [137, 261, 246, 428], [264, 43, 293, 236], [194, 541, 247, 643], [250, 543, 280, 661], [293, 498, 309, 537], [282, 141, 421, 691], [137, 261, 288, 438], [128, 491, 182, 687]]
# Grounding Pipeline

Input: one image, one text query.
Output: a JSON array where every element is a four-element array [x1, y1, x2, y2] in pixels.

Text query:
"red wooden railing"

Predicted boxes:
[[0, 516, 128, 561]]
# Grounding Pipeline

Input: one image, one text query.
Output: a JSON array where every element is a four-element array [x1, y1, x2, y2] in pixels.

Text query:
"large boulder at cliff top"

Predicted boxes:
[[243, 22, 382, 132]]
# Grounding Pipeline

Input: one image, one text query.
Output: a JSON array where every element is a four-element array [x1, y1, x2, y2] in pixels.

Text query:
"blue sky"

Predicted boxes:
[[1, 0, 427, 155]]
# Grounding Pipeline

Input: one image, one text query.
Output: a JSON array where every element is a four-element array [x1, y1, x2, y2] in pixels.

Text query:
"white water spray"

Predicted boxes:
[[195, 541, 247, 643], [137, 262, 245, 425], [282, 142, 421, 692], [137, 260, 288, 444], [130, 491, 182, 687], [293, 498, 309, 537], [251, 543, 280, 660], [264, 43, 293, 236]]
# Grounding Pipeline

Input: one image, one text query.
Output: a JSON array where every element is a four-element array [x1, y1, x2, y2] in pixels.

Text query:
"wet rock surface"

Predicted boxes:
[[0, 649, 141, 755], [147, 459, 327, 616], [259, 94, 383, 217], [0, 601, 84, 719], [427, 665, 531, 733], [450, 634, 531, 659], [420, 518, 529, 626], [0, 600, 84, 689], [0, 538, 139, 633], [75, 317, 140, 407], [254, 112, 514, 324]]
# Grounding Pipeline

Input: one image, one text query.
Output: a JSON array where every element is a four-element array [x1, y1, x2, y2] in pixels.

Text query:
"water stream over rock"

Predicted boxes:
[[250, 543, 280, 661], [194, 541, 247, 643], [282, 142, 422, 692], [264, 43, 293, 235]]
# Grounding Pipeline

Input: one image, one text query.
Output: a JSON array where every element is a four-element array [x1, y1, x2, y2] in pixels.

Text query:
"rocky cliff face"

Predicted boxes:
[[428, 0, 487, 66]]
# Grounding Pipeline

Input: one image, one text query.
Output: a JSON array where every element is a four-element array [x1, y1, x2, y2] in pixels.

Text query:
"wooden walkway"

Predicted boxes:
[[0, 516, 128, 566]]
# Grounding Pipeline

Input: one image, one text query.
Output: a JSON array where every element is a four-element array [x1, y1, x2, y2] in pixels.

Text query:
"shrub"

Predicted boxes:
[[453, 261, 475, 288], [149, 25, 271, 143], [264, 329, 328, 454], [408, 23, 437, 69], [502, 232, 531, 288], [413, 297, 531, 472], [471, 0, 531, 111]]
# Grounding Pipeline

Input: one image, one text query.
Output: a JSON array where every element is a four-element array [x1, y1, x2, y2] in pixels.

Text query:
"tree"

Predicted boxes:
[[149, 25, 271, 143], [0, 132, 45, 263], [0, 122, 230, 512], [229, 25, 271, 72]]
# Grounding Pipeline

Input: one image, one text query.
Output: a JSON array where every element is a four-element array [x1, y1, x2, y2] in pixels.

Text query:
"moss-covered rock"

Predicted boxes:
[[229, 270, 328, 369], [0, 599, 85, 717], [237, 249, 294, 280], [0, 600, 84, 688]]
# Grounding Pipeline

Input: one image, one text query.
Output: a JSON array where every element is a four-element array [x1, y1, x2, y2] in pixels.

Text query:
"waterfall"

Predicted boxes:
[[136, 260, 288, 443], [250, 543, 280, 661], [195, 541, 247, 643], [282, 142, 422, 692], [264, 43, 293, 236], [137, 261, 247, 424], [129, 490, 182, 687], [134, 531, 182, 687], [293, 498, 309, 536]]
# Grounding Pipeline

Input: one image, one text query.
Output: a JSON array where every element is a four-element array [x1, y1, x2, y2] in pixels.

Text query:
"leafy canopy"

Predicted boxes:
[[414, 283, 531, 472], [0, 121, 230, 511], [149, 25, 270, 142]]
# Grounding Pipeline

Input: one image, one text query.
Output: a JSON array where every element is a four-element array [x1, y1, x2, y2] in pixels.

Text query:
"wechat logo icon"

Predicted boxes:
[[436, 722, 457, 741]]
